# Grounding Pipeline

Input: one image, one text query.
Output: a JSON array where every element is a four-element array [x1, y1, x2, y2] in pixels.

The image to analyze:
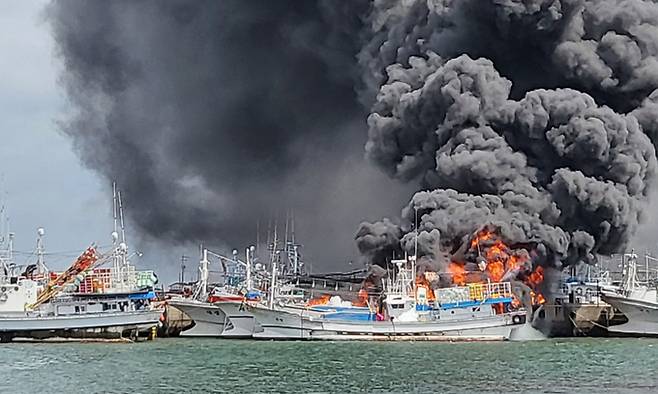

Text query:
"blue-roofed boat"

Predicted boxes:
[[248, 257, 527, 340]]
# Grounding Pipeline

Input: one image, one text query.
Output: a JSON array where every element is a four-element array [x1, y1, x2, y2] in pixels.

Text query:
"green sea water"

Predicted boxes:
[[2, 338, 658, 393]]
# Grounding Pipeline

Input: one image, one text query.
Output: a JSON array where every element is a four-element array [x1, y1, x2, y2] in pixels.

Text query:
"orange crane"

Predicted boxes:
[[28, 246, 101, 309]]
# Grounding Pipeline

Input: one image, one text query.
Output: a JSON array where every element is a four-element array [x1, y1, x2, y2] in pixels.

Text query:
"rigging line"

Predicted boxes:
[[21, 249, 36, 266], [12, 244, 115, 256], [13, 250, 80, 258]]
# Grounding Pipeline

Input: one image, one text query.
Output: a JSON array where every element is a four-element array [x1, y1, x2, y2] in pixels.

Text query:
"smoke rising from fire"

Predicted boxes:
[[356, 0, 658, 271], [46, 0, 412, 268], [48, 1, 658, 272]]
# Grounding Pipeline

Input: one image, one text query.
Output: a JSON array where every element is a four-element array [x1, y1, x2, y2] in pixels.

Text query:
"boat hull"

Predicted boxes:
[[0, 309, 161, 340], [309, 314, 519, 340], [213, 301, 259, 338], [602, 292, 658, 335], [247, 304, 524, 340], [169, 300, 227, 337], [247, 305, 322, 339]]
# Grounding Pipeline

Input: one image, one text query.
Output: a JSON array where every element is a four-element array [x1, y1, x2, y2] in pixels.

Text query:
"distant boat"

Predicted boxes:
[[531, 265, 625, 337], [601, 252, 658, 336], [169, 246, 261, 338], [171, 220, 306, 338]]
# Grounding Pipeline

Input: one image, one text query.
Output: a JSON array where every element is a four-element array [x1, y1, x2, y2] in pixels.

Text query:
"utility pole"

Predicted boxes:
[[180, 254, 188, 283]]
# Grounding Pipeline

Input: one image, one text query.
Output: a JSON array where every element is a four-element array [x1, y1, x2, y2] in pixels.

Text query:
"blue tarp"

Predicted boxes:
[[322, 312, 375, 321], [128, 290, 156, 300], [245, 290, 261, 300]]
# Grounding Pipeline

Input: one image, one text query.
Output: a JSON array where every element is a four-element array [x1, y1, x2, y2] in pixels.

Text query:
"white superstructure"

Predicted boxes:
[[601, 252, 658, 336]]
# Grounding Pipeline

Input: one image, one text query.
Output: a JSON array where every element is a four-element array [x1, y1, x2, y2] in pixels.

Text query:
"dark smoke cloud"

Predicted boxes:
[[48, 0, 658, 273], [356, 0, 658, 269], [47, 0, 414, 269]]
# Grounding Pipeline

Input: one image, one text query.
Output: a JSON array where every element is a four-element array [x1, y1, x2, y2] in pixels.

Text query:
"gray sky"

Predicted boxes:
[[1, 0, 657, 283], [0, 1, 237, 284], [0, 1, 111, 270]]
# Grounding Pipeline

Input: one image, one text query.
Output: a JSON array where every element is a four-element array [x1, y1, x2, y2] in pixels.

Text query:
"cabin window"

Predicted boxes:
[[103, 303, 110, 311], [75, 306, 80, 313], [207, 310, 212, 315], [112, 304, 117, 310]]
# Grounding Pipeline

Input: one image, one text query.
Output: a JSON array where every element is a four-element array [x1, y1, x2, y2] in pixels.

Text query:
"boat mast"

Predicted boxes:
[[245, 246, 254, 291], [194, 247, 209, 300], [36, 227, 47, 275], [0, 203, 13, 277], [271, 219, 278, 269], [111, 182, 121, 287], [412, 207, 418, 294], [256, 219, 260, 260], [284, 210, 289, 274], [622, 250, 639, 293], [269, 257, 277, 309]]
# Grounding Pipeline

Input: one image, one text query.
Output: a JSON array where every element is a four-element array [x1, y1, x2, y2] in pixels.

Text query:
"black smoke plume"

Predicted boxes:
[[48, 1, 658, 273], [47, 0, 410, 269], [356, 0, 658, 270]]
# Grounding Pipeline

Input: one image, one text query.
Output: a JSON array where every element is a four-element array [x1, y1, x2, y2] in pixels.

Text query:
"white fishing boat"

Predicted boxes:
[[170, 247, 260, 337], [0, 185, 162, 342], [173, 222, 305, 338], [168, 298, 228, 337], [248, 258, 527, 340], [0, 244, 161, 342], [601, 252, 658, 336]]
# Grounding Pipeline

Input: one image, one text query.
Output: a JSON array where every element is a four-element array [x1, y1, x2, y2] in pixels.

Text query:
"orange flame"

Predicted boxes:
[[470, 229, 493, 249], [352, 288, 369, 307], [527, 266, 544, 287], [527, 266, 546, 305], [415, 273, 436, 301], [306, 294, 331, 306], [486, 261, 505, 282], [530, 290, 546, 305], [466, 227, 547, 305], [448, 262, 466, 286]]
